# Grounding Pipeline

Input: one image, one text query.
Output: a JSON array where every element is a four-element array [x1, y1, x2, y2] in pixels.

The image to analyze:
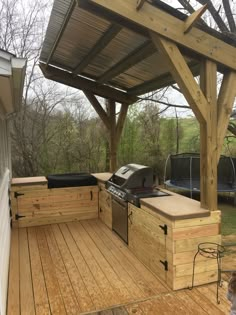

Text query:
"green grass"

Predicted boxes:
[[219, 199, 236, 236]]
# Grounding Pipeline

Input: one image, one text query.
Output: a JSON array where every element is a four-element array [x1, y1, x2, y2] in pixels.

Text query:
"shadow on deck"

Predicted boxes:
[[7, 219, 230, 315]]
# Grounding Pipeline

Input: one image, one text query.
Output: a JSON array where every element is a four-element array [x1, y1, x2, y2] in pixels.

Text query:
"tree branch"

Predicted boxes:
[[222, 0, 236, 33], [197, 0, 229, 33]]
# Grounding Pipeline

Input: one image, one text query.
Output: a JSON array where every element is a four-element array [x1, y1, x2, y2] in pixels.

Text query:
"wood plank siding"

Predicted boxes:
[[7, 219, 230, 315]]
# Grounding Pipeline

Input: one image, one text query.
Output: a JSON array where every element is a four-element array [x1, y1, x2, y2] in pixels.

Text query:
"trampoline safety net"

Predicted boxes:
[[165, 153, 236, 192]]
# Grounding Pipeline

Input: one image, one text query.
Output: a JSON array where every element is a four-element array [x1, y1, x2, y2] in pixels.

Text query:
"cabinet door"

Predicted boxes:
[[98, 185, 112, 229], [12, 186, 98, 227], [128, 204, 168, 282]]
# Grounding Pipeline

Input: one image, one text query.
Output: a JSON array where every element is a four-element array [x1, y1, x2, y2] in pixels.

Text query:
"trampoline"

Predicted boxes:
[[164, 153, 236, 198]]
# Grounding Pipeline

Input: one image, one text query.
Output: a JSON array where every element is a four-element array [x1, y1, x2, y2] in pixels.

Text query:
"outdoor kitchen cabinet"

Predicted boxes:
[[128, 202, 221, 290], [128, 203, 169, 283], [11, 177, 99, 227], [98, 182, 112, 229]]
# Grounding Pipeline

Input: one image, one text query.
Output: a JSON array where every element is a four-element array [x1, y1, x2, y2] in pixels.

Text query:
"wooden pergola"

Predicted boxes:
[[40, 0, 236, 211]]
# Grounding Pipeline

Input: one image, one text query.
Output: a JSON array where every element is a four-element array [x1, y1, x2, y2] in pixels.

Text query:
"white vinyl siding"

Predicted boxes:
[[0, 118, 11, 315]]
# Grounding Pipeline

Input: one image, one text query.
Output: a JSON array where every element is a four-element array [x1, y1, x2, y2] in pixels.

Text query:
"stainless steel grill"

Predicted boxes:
[[106, 164, 169, 244]]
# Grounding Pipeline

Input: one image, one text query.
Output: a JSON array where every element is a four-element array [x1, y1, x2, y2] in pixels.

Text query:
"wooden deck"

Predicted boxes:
[[7, 219, 230, 315]]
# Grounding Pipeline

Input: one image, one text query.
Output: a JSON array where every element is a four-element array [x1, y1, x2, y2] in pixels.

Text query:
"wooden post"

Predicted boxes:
[[200, 60, 218, 210], [83, 92, 129, 173], [106, 99, 117, 173]]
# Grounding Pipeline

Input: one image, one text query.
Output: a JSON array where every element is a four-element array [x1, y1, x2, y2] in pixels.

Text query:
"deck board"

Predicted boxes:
[[7, 229, 20, 315], [8, 220, 230, 315], [36, 227, 66, 315], [28, 227, 50, 315], [19, 228, 35, 315]]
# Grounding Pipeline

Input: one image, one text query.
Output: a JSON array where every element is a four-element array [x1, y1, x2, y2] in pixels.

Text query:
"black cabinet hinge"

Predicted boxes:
[[160, 260, 168, 271], [159, 224, 168, 235], [14, 192, 24, 198], [15, 214, 26, 220]]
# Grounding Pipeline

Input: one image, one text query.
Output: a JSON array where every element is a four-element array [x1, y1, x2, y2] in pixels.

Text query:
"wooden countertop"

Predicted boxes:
[[92, 172, 112, 183], [140, 190, 210, 220], [11, 176, 48, 186]]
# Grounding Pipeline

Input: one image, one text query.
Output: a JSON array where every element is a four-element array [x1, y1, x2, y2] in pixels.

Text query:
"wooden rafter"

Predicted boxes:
[[98, 41, 155, 84], [184, 4, 208, 34], [39, 63, 137, 104], [200, 60, 218, 211], [88, 0, 236, 71], [217, 71, 236, 161], [73, 23, 122, 75], [46, 0, 76, 65], [83, 91, 110, 130], [128, 61, 200, 96], [150, 33, 207, 123]]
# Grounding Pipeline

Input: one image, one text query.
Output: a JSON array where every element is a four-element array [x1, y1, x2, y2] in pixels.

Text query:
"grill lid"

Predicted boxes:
[[108, 164, 154, 189]]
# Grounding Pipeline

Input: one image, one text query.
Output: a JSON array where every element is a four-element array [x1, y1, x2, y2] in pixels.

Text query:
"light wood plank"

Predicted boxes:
[[44, 226, 80, 314], [7, 229, 20, 315], [88, 220, 145, 299], [96, 219, 169, 294], [184, 4, 208, 34], [174, 291, 208, 314], [82, 220, 134, 303], [172, 223, 219, 240], [27, 227, 50, 315], [186, 288, 226, 315], [58, 223, 106, 310], [51, 224, 94, 312], [151, 33, 207, 123], [197, 284, 230, 313], [19, 228, 35, 315], [200, 59, 218, 211], [36, 227, 66, 315], [93, 220, 160, 297], [68, 221, 118, 306]]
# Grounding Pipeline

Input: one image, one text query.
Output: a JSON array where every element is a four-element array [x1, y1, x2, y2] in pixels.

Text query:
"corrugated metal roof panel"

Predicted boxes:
[[40, 0, 200, 94]]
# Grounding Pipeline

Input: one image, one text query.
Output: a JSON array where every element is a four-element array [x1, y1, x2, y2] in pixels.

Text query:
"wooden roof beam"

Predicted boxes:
[[184, 4, 208, 34], [83, 91, 110, 130], [98, 41, 156, 84], [73, 23, 122, 75], [128, 61, 200, 96], [88, 0, 236, 71], [151, 33, 207, 123], [39, 63, 137, 104]]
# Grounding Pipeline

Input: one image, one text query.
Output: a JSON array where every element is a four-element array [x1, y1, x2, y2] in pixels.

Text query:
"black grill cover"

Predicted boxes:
[[47, 173, 97, 188]]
